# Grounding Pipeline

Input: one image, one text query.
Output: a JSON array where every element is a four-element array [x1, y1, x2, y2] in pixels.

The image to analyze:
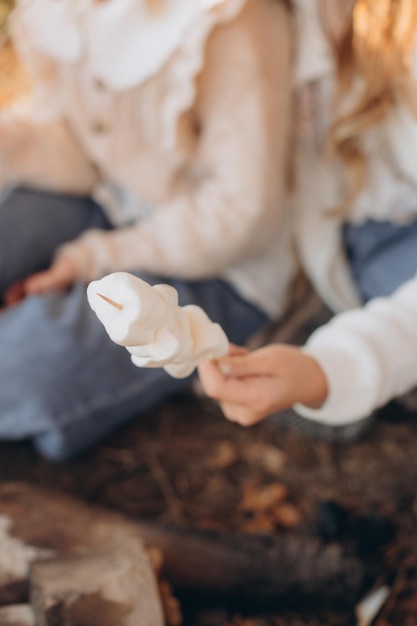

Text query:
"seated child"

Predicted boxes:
[[0, 0, 294, 459]]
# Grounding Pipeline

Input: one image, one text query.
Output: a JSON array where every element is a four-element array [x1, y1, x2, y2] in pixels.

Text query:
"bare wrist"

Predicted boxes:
[[300, 355, 328, 409]]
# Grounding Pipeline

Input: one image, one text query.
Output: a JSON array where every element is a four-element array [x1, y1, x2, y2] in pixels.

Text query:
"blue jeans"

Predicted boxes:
[[344, 219, 417, 301], [0, 187, 268, 460]]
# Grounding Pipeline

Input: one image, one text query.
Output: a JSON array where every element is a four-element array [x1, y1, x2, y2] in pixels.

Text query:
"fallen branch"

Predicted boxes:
[[134, 520, 368, 609], [0, 483, 370, 612]]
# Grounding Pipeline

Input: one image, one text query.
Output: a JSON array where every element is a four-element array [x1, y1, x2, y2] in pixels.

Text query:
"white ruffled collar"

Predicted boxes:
[[293, 0, 334, 85], [14, 0, 229, 90]]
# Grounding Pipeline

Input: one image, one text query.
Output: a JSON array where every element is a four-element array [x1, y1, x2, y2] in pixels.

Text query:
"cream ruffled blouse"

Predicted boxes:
[[13, 0, 234, 86], [12, 0, 246, 150], [2, 0, 295, 317]]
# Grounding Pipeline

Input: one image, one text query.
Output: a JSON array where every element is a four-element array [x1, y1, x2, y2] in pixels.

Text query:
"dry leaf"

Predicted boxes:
[[240, 483, 288, 513], [209, 440, 238, 470], [159, 580, 183, 626], [272, 502, 302, 529], [243, 444, 285, 474], [241, 513, 276, 534]]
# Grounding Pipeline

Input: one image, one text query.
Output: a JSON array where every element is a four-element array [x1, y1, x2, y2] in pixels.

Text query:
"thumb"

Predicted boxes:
[[228, 343, 249, 357], [217, 346, 283, 379], [217, 353, 263, 379]]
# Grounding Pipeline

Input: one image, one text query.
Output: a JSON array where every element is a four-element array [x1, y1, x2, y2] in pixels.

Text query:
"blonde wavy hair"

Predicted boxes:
[[319, 0, 417, 209]]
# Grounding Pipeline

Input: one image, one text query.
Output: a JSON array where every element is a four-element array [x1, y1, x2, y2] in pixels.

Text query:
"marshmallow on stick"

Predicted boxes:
[[86, 272, 229, 378]]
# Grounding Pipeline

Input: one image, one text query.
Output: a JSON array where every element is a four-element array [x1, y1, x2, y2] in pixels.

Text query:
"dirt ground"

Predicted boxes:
[[0, 392, 416, 626]]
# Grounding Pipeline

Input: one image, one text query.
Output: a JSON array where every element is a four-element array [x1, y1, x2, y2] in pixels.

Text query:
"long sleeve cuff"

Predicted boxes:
[[293, 332, 383, 425]]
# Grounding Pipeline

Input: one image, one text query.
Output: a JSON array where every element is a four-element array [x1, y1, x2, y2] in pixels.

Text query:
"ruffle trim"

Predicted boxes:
[[11, 0, 246, 89], [292, 0, 333, 85], [161, 0, 247, 150], [11, 0, 248, 150]]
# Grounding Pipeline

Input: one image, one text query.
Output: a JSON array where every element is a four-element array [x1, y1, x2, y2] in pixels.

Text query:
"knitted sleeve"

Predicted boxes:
[[55, 0, 292, 281], [294, 276, 417, 424]]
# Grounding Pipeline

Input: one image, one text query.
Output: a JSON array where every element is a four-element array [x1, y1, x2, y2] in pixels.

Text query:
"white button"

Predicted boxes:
[[91, 120, 109, 134], [94, 78, 107, 91]]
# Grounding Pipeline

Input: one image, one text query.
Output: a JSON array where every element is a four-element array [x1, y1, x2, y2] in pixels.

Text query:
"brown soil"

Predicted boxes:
[[0, 396, 416, 626]]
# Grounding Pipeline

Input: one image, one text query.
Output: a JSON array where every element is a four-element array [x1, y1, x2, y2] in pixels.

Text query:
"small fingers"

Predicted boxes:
[[3, 280, 27, 306], [198, 359, 264, 425], [199, 359, 283, 425], [198, 359, 259, 406], [215, 348, 279, 380], [227, 343, 249, 357], [220, 401, 264, 427], [24, 258, 77, 295], [24, 271, 58, 294], [198, 359, 223, 395]]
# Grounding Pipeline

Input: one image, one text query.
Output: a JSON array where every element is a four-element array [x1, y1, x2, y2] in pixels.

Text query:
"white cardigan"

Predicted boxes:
[[293, 0, 417, 424], [0, 0, 295, 318]]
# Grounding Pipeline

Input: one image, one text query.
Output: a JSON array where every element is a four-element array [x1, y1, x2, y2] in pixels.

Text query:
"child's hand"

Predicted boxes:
[[2, 279, 28, 308], [198, 344, 328, 426], [3, 257, 78, 305], [25, 257, 77, 296], [23, 257, 79, 296]]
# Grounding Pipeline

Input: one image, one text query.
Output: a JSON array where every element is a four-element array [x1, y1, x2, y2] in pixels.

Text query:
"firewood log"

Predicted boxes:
[[0, 483, 370, 611]]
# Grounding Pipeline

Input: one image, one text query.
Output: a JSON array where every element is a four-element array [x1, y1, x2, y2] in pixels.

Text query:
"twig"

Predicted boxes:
[[375, 566, 407, 625], [144, 449, 187, 526]]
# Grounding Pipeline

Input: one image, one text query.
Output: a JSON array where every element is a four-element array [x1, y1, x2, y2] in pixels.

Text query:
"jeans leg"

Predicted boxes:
[[0, 276, 268, 461], [344, 219, 417, 301], [0, 186, 111, 292]]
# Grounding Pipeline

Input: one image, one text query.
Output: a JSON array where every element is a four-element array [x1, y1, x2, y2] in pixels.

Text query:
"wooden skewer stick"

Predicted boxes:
[[97, 293, 124, 310]]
